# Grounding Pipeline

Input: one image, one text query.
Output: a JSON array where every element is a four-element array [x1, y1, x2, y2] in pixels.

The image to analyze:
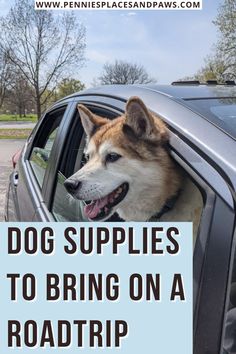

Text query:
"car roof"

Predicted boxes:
[[143, 84, 236, 99], [65, 83, 236, 100]]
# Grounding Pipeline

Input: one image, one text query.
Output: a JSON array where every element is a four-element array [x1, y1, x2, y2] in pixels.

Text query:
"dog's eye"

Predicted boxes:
[[105, 153, 122, 163], [80, 153, 89, 168]]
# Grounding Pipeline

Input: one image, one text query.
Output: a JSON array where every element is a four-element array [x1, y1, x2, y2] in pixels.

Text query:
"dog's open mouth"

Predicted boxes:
[[84, 182, 129, 221]]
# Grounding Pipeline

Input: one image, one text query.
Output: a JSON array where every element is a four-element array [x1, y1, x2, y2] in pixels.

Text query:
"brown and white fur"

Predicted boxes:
[[64, 97, 183, 222]]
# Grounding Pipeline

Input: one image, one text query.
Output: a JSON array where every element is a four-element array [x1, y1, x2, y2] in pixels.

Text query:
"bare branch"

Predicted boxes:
[[98, 60, 156, 85]]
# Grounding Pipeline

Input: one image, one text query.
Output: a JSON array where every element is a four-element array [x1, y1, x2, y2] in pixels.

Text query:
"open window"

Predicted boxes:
[[51, 106, 119, 221], [50, 104, 209, 248]]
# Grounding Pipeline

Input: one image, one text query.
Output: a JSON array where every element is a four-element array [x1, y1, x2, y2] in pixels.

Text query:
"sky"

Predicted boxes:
[[0, 0, 222, 87]]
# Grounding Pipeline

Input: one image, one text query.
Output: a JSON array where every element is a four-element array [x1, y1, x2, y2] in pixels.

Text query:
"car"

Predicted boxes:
[[4, 82, 236, 353]]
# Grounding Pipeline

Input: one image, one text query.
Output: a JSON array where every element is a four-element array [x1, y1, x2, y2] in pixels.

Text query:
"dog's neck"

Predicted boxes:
[[116, 159, 183, 222], [148, 190, 181, 221], [117, 192, 179, 221]]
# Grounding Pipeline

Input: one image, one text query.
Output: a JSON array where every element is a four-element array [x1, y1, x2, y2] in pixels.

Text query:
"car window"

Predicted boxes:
[[29, 107, 66, 188], [52, 107, 120, 222], [51, 105, 205, 240], [183, 98, 236, 139], [53, 135, 204, 234]]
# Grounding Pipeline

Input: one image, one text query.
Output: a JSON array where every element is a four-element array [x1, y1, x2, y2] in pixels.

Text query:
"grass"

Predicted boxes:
[[0, 114, 37, 122], [0, 128, 32, 139]]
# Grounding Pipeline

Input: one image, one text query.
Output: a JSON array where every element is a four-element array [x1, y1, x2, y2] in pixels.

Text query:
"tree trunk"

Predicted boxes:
[[23, 104, 26, 117], [19, 104, 22, 118], [36, 89, 41, 120]]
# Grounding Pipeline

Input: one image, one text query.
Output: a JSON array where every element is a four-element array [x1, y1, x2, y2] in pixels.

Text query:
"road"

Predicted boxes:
[[0, 121, 36, 129], [0, 140, 25, 221]]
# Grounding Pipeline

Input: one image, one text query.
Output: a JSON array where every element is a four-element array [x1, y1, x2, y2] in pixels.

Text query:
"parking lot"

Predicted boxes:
[[0, 140, 25, 221]]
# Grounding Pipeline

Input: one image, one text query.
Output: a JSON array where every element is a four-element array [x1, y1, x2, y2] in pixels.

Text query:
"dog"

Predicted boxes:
[[64, 96, 185, 222]]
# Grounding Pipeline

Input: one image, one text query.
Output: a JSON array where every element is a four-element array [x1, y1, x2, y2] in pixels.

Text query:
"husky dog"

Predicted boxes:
[[64, 97, 183, 222]]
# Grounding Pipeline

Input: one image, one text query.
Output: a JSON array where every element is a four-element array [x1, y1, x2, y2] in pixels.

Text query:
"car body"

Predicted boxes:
[[4, 83, 236, 353]]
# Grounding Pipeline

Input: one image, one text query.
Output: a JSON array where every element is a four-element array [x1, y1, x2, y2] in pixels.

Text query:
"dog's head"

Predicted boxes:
[[64, 96, 171, 221]]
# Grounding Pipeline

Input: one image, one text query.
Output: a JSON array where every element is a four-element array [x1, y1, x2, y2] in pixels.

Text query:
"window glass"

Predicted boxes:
[[184, 98, 236, 139], [29, 107, 66, 188], [53, 170, 88, 222]]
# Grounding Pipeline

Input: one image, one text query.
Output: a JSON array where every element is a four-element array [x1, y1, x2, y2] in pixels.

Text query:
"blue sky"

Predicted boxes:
[[0, 0, 222, 87]]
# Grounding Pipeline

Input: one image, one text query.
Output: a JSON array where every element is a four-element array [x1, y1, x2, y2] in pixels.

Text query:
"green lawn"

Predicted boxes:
[[0, 128, 32, 139], [0, 114, 37, 122]]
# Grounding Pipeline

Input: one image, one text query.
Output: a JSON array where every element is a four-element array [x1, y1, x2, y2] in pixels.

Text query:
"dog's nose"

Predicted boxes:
[[64, 179, 81, 193]]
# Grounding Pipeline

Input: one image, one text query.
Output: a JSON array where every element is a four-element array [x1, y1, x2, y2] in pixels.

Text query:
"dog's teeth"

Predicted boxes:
[[118, 187, 122, 193]]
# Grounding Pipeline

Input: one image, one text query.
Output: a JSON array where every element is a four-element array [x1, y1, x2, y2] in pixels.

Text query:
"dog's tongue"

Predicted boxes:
[[84, 196, 109, 219]]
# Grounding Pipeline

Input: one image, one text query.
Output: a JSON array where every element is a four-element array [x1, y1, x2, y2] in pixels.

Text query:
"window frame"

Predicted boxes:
[[49, 102, 123, 221], [28, 108, 65, 188], [23, 101, 73, 216]]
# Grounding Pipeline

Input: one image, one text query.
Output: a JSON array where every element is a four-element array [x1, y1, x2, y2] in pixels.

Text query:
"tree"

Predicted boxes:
[[98, 60, 156, 85], [213, 0, 236, 80], [56, 78, 85, 100], [5, 71, 35, 117], [0, 0, 86, 119], [0, 50, 11, 109], [182, 56, 227, 83], [187, 0, 236, 83]]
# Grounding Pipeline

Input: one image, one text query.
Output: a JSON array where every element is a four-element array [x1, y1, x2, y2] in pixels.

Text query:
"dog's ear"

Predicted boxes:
[[124, 97, 156, 138], [78, 104, 109, 137], [123, 96, 168, 143]]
